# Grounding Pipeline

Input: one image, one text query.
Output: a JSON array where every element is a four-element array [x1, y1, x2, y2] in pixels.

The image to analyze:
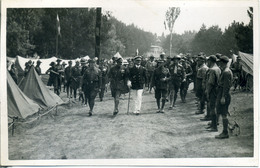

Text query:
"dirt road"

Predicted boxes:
[[8, 86, 254, 160]]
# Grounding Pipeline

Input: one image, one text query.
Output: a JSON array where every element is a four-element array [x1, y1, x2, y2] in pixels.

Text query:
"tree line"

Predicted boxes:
[[7, 8, 253, 59]]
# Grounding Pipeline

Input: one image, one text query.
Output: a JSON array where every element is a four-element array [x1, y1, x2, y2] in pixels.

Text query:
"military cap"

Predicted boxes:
[[160, 52, 166, 56], [208, 55, 217, 62], [134, 55, 142, 61], [173, 55, 182, 59], [218, 56, 229, 63]]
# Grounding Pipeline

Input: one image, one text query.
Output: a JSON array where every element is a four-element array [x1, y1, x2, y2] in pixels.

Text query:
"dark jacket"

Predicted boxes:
[[129, 65, 146, 90], [151, 66, 170, 90], [108, 64, 129, 93]]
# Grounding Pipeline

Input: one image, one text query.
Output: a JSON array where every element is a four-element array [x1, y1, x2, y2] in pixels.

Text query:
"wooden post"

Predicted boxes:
[[95, 8, 102, 65]]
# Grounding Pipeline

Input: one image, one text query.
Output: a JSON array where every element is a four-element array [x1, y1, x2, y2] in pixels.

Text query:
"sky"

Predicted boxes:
[[104, 3, 251, 35]]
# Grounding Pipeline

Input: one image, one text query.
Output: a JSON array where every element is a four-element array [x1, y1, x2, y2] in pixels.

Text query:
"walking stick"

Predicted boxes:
[[127, 89, 131, 115]]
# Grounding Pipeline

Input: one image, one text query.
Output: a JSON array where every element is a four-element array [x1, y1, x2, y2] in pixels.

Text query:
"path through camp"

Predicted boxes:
[[9, 86, 254, 159]]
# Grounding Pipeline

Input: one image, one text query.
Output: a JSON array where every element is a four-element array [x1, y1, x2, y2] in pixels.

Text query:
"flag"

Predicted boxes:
[[135, 48, 139, 56], [57, 14, 61, 36]]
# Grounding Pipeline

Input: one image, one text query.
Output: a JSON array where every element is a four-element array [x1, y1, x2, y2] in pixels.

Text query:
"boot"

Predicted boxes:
[[215, 119, 229, 139], [206, 115, 218, 132]]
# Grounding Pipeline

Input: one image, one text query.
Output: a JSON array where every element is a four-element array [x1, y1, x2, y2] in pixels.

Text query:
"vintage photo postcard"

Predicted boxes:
[[1, 0, 259, 166]]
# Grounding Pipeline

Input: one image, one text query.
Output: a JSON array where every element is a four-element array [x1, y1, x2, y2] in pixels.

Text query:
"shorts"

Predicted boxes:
[[111, 89, 122, 98], [155, 88, 167, 100], [169, 79, 181, 92]]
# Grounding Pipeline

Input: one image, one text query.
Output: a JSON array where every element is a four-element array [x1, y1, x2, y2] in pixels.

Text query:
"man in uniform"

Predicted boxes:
[[64, 61, 73, 98], [71, 61, 81, 100], [82, 59, 101, 116], [35, 60, 42, 76], [145, 55, 157, 93], [230, 56, 242, 91], [99, 58, 109, 101], [56, 59, 64, 95], [46, 62, 60, 95], [61, 62, 67, 92], [195, 55, 208, 114], [108, 57, 130, 116], [180, 58, 193, 103], [129, 55, 147, 115], [151, 59, 170, 113], [215, 56, 233, 139], [203, 55, 221, 132], [168, 55, 185, 109]]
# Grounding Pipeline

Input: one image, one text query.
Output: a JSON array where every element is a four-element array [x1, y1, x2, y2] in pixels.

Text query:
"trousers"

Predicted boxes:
[[131, 89, 143, 113]]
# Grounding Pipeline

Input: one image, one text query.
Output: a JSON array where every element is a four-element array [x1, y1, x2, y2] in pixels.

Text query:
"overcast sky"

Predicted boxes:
[[104, 5, 250, 35]]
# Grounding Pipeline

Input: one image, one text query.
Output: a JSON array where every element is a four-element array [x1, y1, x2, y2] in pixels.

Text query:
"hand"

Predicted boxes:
[[220, 97, 225, 104], [182, 79, 186, 82], [127, 80, 132, 88]]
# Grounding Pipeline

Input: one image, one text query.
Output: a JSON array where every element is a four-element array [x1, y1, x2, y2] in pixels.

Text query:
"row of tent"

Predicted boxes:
[[8, 66, 64, 119]]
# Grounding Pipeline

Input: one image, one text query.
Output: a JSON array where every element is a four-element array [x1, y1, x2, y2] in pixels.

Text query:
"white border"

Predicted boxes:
[[1, 0, 259, 166]]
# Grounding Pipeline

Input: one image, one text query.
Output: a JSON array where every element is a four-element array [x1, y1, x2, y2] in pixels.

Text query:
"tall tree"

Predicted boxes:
[[165, 7, 180, 57]]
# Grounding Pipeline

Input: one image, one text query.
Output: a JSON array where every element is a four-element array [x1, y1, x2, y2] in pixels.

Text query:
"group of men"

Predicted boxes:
[[8, 51, 236, 139]]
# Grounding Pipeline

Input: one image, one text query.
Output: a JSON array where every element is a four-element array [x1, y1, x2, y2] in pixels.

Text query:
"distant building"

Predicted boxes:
[[145, 45, 164, 59]]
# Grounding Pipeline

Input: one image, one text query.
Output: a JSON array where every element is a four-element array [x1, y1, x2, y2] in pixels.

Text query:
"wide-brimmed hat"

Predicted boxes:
[[208, 55, 217, 62], [37, 60, 42, 64], [197, 56, 206, 61], [173, 55, 182, 59], [150, 55, 155, 58], [88, 59, 95, 63], [218, 56, 229, 63], [68, 60, 72, 64], [62, 62, 67, 65]]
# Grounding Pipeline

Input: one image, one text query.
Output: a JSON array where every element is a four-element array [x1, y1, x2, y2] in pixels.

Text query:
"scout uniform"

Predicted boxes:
[[145, 55, 157, 92], [215, 56, 233, 139], [35, 60, 42, 76], [168, 55, 185, 108], [82, 59, 101, 116], [99, 59, 109, 101], [180, 59, 193, 103], [71, 61, 81, 99], [108, 57, 129, 115], [151, 59, 170, 113], [64, 61, 73, 98]]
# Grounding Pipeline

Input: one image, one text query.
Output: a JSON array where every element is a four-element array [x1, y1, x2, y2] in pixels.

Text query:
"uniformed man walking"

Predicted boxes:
[[108, 57, 130, 116], [82, 59, 101, 116], [99, 58, 109, 101], [180, 58, 193, 103], [230, 56, 242, 91], [129, 55, 147, 115], [151, 59, 170, 113], [168, 55, 185, 109], [145, 55, 157, 93], [215, 56, 233, 139], [71, 61, 81, 100]]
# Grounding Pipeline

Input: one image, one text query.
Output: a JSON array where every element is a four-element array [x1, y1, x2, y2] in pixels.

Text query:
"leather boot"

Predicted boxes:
[[215, 119, 229, 139]]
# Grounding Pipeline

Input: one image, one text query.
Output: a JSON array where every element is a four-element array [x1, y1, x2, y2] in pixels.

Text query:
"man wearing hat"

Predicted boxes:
[[99, 58, 109, 101], [71, 61, 81, 100], [159, 52, 166, 62], [82, 59, 101, 116], [46, 62, 60, 95], [35, 60, 42, 75], [195, 55, 208, 115], [24, 60, 33, 77], [64, 61, 73, 98], [180, 58, 193, 103], [215, 56, 233, 139], [145, 55, 157, 93], [61, 62, 67, 92], [151, 59, 170, 113], [128, 55, 147, 115], [168, 55, 185, 109], [230, 55, 242, 91], [55, 58, 64, 95], [108, 57, 130, 116], [203, 55, 221, 132]]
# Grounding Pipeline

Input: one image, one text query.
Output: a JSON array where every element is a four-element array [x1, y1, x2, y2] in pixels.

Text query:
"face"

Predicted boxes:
[[174, 58, 179, 64], [219, 61, 227, 70], [117, 59, 122, 66], [135, 59, 141, 65], [89, 62, 95, 68]]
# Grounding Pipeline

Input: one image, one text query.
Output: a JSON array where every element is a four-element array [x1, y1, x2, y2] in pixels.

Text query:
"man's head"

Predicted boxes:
[[75, 60, 80, 66], [56, 59, 62, 64], [197, 56, 206, 66], [49, 62, 55, 67], [173, 55, 181, 64], [157, 59, 164, 67], [207, 55, 217, 67], [68, 60, 72, 67], [116, 57, 123, 66], [218, 56, 229, 70], [160, 52, 165, 60], [150, 55, 155, 61], [88, 59, 95, 69], [37, 60, 42, 65], [134, 56, 142, 66], [62, 62, 67, 67]]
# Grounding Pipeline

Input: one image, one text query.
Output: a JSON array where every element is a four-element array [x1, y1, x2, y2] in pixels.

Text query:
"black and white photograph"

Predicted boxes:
[[1, 0, 259, 166]]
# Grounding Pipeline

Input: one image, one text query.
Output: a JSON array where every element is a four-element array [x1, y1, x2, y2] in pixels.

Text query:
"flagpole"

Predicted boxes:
[[56, 33, 58, 58]]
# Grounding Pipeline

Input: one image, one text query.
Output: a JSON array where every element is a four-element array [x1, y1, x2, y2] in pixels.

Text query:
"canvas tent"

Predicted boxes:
[[238, 51, 253, 76], [18, 66, 64, 108], [7, 71, 41, 119]]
